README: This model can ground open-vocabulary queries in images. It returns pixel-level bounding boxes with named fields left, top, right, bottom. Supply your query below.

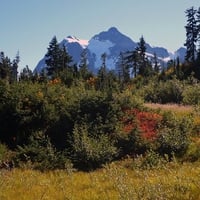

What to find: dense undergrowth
left=0, top=76, right=200, bottom=199
left=0, top=76, right=200, bottom=171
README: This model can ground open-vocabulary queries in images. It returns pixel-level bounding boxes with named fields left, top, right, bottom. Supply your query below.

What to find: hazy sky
left=0, top=0, right=200, bottom=71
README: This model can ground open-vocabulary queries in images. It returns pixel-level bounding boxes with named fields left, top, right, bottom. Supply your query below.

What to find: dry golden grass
left=0, top=162, right=200, bottom=200
left=145, top=103, right=200, bottom=135
left=145, top=103, right=193, bottom=114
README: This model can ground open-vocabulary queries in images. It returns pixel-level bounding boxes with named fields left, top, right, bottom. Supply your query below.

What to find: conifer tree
left=136, top=36, right=147, bottom=75
left=11, top=51, right=20, bottom=82
left=117, top=52, right=130, bottom=84
left=79, top=49, right=91, bottom=79
left=0, top=52, right=12, bottom=83
left=19, top=65, right=33, bottom=81
left=60, top=45, right=73, bottom=71
left=45, top=36, right=61, bottom=76
left=45, top=36, right=72, bottom=78
left=136, top=36, right=153, bottom=76
left=152, top=52, right=159, bottom=74
left=184, top=7, right=198, bottom=62
left=124, top=50, right=140, bottom=77
left=196, top=7, right=200, bottom=61
left=97, top=53, right=108, bottom=91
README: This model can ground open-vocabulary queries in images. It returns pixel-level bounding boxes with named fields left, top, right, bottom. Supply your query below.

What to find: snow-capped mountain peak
left=34, top=27, right=186, bottom=73
left=63, top=36, right=88, bottom=49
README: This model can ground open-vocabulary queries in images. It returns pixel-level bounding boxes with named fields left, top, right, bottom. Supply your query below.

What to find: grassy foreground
left=0, top=161, right=200, bottom=200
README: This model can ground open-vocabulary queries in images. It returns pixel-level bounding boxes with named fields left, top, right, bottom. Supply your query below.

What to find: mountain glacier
left=34, top=27, right=186, bottom=73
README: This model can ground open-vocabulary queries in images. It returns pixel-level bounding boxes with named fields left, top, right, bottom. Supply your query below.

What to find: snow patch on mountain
left=63, top=36, right=88, bottom=48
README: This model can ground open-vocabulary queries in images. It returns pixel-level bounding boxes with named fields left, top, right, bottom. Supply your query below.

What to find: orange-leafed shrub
left=48, top=78, right=61, bottom=85
left=122, top=109, right=162, bottom=140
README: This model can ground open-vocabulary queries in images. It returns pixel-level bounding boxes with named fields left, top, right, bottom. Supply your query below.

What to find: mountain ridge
left=34, top=27, right=186, bottom=73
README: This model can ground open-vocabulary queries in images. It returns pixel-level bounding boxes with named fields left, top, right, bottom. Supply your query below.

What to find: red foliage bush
left=122, top=109, right=162, bottom=140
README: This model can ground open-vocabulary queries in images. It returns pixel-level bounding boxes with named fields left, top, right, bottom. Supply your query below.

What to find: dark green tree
left=196, top=7, right=200, bottom=61
left=184, top=7, right=198, bottom=62
left=79, top=49, right=91, bottom=80
left=117, top=52, right=130, bottom=85
left=45, top=36, right=61, bottom=76
left=136, top=36, right=152, bottom=76
left=152, top=52, right=160, bottom=74
left=137, top=36, right=153, bottom=76
left=10, top=51, right=20, bottom=83
left=19, top=65, right=33, bottom=81
left=96, top=53, right=108, bottom=91
left=45, top=36, right=72, bottom=78
left=0, top=52, right=12, bottom=83
left=124, top=50, right=140, bottom=77
left=60, top=45, right=73, bottom=71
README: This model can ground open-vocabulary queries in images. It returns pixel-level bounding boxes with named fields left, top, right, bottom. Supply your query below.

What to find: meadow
left=0, top=161, right=200, bottom=200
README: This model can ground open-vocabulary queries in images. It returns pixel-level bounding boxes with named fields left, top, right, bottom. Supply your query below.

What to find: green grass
left=0, top=161, right=200, bottom=200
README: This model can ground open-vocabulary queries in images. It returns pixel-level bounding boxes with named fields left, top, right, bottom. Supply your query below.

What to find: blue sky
left=0, top=0, right=200, bottom=71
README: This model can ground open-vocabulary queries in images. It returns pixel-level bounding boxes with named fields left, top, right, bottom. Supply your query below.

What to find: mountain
left=173, top=47, right=187, bottom=62
left=86, top=27, right=137, bottom=72
left=34, top=36, right=88, bottom=73
left=34, top=27, right=186, bottom=73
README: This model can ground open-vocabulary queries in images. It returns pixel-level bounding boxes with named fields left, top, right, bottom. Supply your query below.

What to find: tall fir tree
left=0, top=52, right=12, bottom=83
left=45, top=36, right=61, bottom=76
left=124, top=50, right=140, bottom=77
left=97, top=53, right=108, bottom=91
left=79, top=49, right=91, bottom=79
left=152, top=52, right=159, bottom=74
left=11, top=51, right=20, bottom=83
left=137, top=36, right=146, bottom=75
left=184, top=7, right=198, bottom=62
left=196, top=7, right=200, bottom=61
left=136, top=36, right=152, bottom=76
left=60, top=45, right=73, bottom=71
left=19, top=65, right=33, bottom=82
left=117, top=52, right=130, bottom=84
left=45, top=36, right=72, bottom=78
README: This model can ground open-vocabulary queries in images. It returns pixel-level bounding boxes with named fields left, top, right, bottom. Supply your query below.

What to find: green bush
left=183, top=142, right=200, bottom=162
left=114, top=88, right=144, bottom=110
left=141, top=78, right=184, bottom=104
left=71, top=123, right=118, bottom=170
left=14, top=132, right=73, bottom=171
left=182, top=84, right=200, bottom=105
left=157, top=112, right=192, bottom=158
left=117, top=127, right=151, bottom=157
left=140, top=149, right=167, bottom=169
left=0, top=143, right=14, bottom=168
left=77, top=91, right=121, bottom=135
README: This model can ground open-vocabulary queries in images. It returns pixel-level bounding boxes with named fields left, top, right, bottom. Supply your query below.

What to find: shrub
left=183, top=141, right=200, bottom=162
left=157, top=112, right=193, bottom=158
left=141, top=78, right=184, bottom=104
left=14, top=132, right=73, bottom=171
left=71, top=123, right=118, bottom=170
left=0, top=143, right=14, bottom=169
left=117, top=127, right=148, bottom=157
left=113, top=89, right=144, bottom=110
left=119, top=108, right=162, bottom=156
left=140, top=149, right=167, bottom=169
left=182, top=84, right=200, bottom=105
